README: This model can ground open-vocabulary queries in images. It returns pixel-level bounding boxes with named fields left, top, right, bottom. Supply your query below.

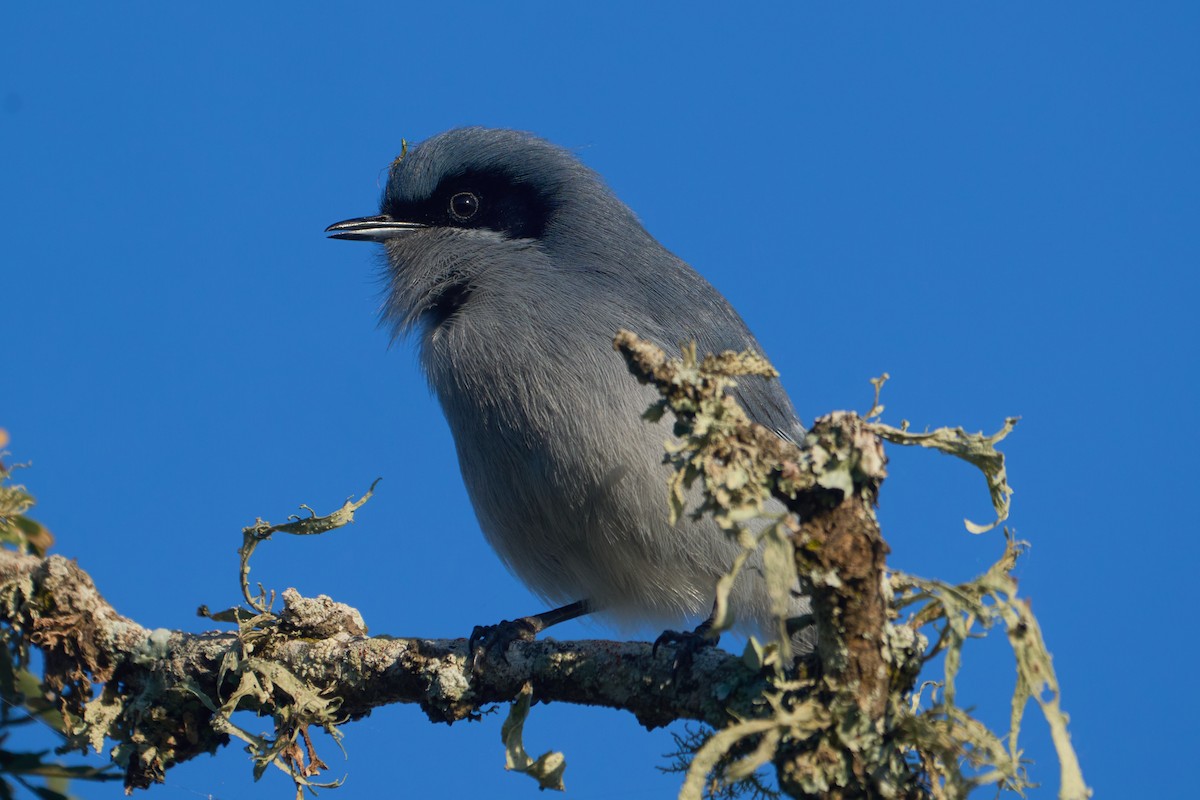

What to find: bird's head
left=327, top=127, right=656, bottom=337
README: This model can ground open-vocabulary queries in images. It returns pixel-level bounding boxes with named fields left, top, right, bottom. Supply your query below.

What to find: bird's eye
left=448, top=192, right=480, bottom=221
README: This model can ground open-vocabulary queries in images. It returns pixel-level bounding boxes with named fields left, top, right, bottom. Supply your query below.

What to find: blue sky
left=4, top=3, right=1197, bottom=798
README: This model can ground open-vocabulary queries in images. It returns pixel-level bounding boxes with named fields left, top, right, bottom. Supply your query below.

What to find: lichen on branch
left=614, top=331, right=1088, bottom=800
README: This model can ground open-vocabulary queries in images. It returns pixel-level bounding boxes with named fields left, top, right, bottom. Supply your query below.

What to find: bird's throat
left=426, top=281, right=473, bottom=329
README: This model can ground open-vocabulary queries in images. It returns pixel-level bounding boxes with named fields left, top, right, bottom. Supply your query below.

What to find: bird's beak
left=325, top=215, right=427, bottom=242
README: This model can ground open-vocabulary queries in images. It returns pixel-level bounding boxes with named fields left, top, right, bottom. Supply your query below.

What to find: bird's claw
left=468, top=617, right=540, bottom=673
left=653, top=627, right=719, bottom=679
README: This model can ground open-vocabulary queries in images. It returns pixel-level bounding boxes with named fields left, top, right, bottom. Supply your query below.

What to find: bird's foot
left=468, top=617, right=541, bottom=673
left=466, top=601, right=591, bottom=675
left=653, top=625, right=719, bottom=679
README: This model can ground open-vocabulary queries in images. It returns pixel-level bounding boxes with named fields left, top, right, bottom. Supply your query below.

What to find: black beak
left=325, top=215, right=427, bottom=242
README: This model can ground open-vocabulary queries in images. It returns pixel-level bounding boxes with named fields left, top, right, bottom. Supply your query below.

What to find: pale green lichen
left=183, top=487, right=383, bottom=799
left=615, top=335, right=1090, bottom=800
left=501, top=682, right=567, bottom=791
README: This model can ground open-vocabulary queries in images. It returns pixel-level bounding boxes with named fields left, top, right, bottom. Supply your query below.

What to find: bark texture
left=0, top=549, right=776, bottom=789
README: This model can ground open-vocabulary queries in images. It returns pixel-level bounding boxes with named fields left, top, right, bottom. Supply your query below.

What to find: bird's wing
left=729, top=374, right=804, bottom=443
left=689, top=328, right=804, bottom=443
left=632, top=254, right=804, bottom=442
left=656, top=305, right=804, bottom=442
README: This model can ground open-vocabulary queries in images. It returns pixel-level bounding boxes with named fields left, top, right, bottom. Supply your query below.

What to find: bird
left=326, top=127, right=812, bottom=657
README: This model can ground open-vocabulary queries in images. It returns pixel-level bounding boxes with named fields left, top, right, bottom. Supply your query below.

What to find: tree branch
left=0, top=549, right=772, bottom=790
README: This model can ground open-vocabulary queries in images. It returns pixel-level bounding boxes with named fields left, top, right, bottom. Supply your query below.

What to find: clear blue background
left=4, top=3, right=1197, bottom=798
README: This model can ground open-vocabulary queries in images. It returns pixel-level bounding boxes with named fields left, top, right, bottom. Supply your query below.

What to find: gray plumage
left=331, top=127, right=809, bottom=643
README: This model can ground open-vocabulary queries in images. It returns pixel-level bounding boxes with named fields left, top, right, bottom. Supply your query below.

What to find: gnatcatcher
left=327, top=127, right=811, bottom=658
